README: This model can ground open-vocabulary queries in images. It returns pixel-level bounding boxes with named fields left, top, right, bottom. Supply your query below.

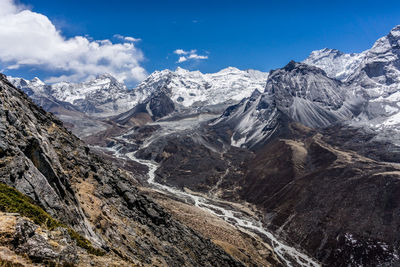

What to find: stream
left=124, top=151, right=320, bottom=267
left=93, top=114, right=320, bottom=266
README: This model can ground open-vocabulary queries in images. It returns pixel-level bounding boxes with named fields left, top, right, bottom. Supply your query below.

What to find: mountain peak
left=303, top=47, right=367, bottom=81
left=308, top=48, right=343, bottom=58
left=280, top=61, right=324, bottom=74
left=283, top=60, right=298, bottom=71
left=95, top=73, right=118, bottom=81
left=390, top=25, right=400, bottom=36
left=132, top=65, right=268, bottom=111
left=31, top=77, right=45, bottom=85
left=218, top=66, right=241, bottom=73
left=388, top=25, right=400, bottom=45
left=175, top=66, right=190, bottom=74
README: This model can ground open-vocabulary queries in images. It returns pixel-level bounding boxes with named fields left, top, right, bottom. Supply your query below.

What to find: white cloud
left=114, top=34, right=141, bottom=42
left=0, top=0, right=26, bottom=15
left=124, top=36, right=140, bottom=42
left=178, top=56, right=187, bottom=63
left=188, top=54, right=208, bottom=60
left=0, top=0, right=147, bottom=84
left=174, top=49, right=189, bottom=55
left=174, top=49, right=208, bottom=63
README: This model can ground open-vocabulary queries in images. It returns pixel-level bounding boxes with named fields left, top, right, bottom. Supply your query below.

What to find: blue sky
left=1, top=0, right=400, bottom=86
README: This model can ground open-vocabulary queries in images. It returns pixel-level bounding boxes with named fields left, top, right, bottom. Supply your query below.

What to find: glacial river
left=124, top=151, right=320, bottom=267
left=94, top=113, right=320, bottom=266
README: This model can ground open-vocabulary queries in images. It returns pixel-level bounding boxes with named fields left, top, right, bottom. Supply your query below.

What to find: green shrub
left=67, top=228, right=105, bottom=256
left=0, top=182, right=104, bottom=256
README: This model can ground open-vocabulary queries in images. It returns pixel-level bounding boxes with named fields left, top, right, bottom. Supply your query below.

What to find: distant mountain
left=112, top=67, right=269, bottom=125
left=7, top=74, right=137, bottom=137
left=303, top=48, right=367, bottom=81
left=134, top=66, right=268, bottom=108
left=211, top=61, right=365, bottom=148
left=304, top=25, right=400, bottom=144
left=8, top=74, right=137, bottom=117
left=8, top=67, right=269, bottom=130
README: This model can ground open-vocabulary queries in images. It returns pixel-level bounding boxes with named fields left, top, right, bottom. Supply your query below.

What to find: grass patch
left=67, top=228, right=105, bottom=256
left=0, top=182, right=62, bottom=230
left=0, top=182, right=104, bottom=256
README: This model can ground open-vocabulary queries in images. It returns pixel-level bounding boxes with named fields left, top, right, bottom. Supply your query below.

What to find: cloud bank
left=173, top=49, right=208, bottom=63
left=0, top=0, right=147, bottom=84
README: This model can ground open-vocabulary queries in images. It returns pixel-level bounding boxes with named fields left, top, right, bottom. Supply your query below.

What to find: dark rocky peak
left=250, top=88, right=262, bottom=99
left=266, top=61, right=345, bottom=109
left=282, top=60, right=297, bottom=71
left=274, top=60, right=328, bottom=79
left=114, top=87, right=175, bottom=126
left=147, top=90, right=175, bottom=120
left=95, top=73, right=118, bottom=81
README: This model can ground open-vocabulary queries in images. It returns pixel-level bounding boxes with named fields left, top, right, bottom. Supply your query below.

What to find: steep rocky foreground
left=0, top=74, right=253, bottom=266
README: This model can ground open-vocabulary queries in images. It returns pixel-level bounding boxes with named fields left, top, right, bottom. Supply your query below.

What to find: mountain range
left=2, top=25, right=400, bottom=266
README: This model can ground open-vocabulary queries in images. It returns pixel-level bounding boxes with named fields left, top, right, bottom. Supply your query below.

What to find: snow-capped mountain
left=9, top=67, right=268, bottom=120
left=303, top=48, right=367, bottom=81
left=8, top=74, right=137, bottom=117
left=8, top=76, right=47, bottom=96
left=212, top=25, right=400, bottom=148
left=113, top=67, right=269, bottom=125
left=134, top=66, right=269, bottom=109
left=304, top=25, right=400, bottom=139
left=212, top=61, right=365, bottom=148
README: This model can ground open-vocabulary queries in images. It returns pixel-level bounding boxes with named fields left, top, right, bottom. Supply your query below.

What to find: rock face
left=115, top=90, right=175, bottom=126
left=0, top=74, right=245, bottom=266
left=0, top=213, right=79, bottom=265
